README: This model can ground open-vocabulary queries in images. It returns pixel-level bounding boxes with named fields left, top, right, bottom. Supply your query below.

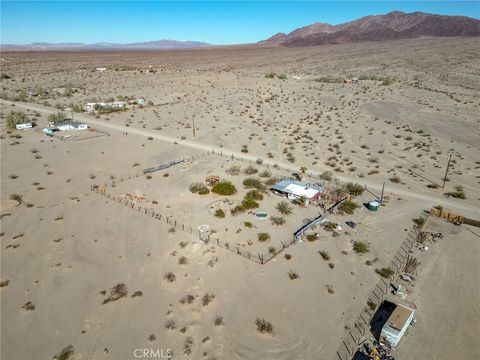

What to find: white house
left=16, top=123, right=33, bottom=130
left=270, top=179, right=323, bottom=204
left=56, top=120, right=88, bottom=131
left=380, top=304, right=415, bottom=347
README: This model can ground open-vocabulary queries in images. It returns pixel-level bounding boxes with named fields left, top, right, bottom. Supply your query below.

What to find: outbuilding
left=56, top=120, right=88, bottom=131
left=270, top=179, right=323, bottom=204
left=380, top=304, right=415, bottom=347
left=16, top=122, right=33, bottom=130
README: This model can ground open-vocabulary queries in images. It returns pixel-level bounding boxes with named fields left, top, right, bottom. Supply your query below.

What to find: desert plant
left=257, top=232, right=270, bottom=242
left=242, top=177, right=265, bottom=191
left=276, top=201, right=293, bottom=215
left=293, top=196, right=307, bottom=206
left=211, top=180, right=237, bottom=195
left=53, top=345, right=74, bottom=360
left=241, top=197, right=259, bottom=209
left=245, top=189, right=263, bottom=200
left=367, top=300, right=377, bottom=311
left=376, top=267, right=395, bottom=279
left=214, top=316, right=224, bottom=326
left=189, top=182, right=209, bottom=194
left=319, top=251, right=331, bottom=260
left=339, top=200, right=359, bottom=214
left=353, top=241, right=370, bottom=254
left=389, top=176, right=401, bottom=184
left=324, top=222, right=337, bottom=231
left=226, top=165, right=241, bottom=175
left=445, top=185, right=466, bottom=199
left=10, top=193, right=23, bottom=205
left=345, top=182, right=364, bottom=196
left=288, top=270, right=300, bottom=280
left=284, top=254, right=292, bottom=260
left=102, top=283, right=128, bottom=304
left=413, top=217, right=426, bottom=227
left=270, top=216, right=285, bottom=226
left=326, top=284, right=335, bottom=294
left=6, top=111, right=29, bottom=129
left=214, top=209, right=226, bottom=218
left=163, top=272, right=176, bottom=282
left=306, top=234, right=317, bottom=242
left=178, top=256, right=188, bottom=265
left=48, top=112, right=65, bottom=124
left=319, top=171, right=333, bottom=181
left=255, top=318, right=273, bottom=334
left=202, top=293, right=215, bottom=306
left=244, top=165, right=258, bottom=175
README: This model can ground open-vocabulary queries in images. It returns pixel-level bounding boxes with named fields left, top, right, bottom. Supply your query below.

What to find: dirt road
left=3, top=99, right=479, bottom=215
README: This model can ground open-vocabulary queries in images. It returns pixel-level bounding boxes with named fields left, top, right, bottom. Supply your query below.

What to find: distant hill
left=260, top=11, right=480, bottom=46
left=1, top=40, right=212, bottom=51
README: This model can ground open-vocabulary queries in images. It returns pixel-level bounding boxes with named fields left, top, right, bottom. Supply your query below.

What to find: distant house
left=56, top=120, right=88, bottom=131
left=85, top=101, right=127, bottom=113
left=270, top=179, right=323, bottom=203
left=380, top=304, right=415, bottom=347
left=16, top=122, right=33, bottom=130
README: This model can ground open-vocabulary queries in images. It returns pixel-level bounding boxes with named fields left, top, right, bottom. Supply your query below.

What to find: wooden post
left=443, top=153, right=452, bottom=188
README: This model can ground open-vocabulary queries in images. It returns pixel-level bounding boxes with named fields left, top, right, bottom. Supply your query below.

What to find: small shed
left=137, top=98, right=145, bottom=105
left=56, top=120, right=88, bottom=131
left=380, top=304, right=415, bottom=347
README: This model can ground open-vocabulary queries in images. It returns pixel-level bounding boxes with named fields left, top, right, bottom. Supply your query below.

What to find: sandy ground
left=1, top=38, right=479, bottom=360
left=395, top=218, right=480, bottom=359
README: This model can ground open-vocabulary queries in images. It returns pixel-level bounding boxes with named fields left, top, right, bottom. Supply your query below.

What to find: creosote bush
left=353, top=241, right=370, bottom=254
left=257, top=232, right=270, bottom=242
left=345, top=182, right=364, bottom=196
left=276, top=201, right=293, bottom=215
left=211, top=180, right=237, bottom=195
left=376, top=267, right=394, bottom=279
left=214, top=209, right=226, bottom=218
left=190, top=182, right=209, bottom=194
left=255, top=318, right=273, bottom=334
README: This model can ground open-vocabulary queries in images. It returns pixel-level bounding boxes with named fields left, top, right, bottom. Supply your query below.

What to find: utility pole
left=443, top=154, right=452, bottom=189
left=192, top=115, right=196, bottom=139
left=381, top=182, right=385, bottom=203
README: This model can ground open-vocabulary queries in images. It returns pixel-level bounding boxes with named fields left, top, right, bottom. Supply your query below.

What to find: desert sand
left=1, top=37, right=479, bottom=360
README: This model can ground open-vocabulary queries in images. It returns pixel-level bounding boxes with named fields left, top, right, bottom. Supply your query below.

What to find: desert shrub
left=244, top=190, right=263, bottom=201
left=244, top=165, right=258, bottom=174
left=276, top=201, right=292, bottom=215
left=257, top=232, right=270, bottom=242
left=259, top=170, right=271, bottom=178
left=53, top=345, right=74, bottom=360
left=367, top=300, right=377, bottom=311
left=10, top=193, right=23, bottom=204
left=48, top=112, right=65, bottom=124
left=270, top=216, right=285, bottom=226
left=314, top=76, right=342, bottom=83
left=6, top=111, right=29, bottom=129
left=265, top=73, right=276, bottom=79
left=413, top=217, right=426, bottom=227
left=255, top=318, right=273, bottom=334
left=353, top=241, right=370, bottom=254
left=345, top=182, right=364, bottom=196
left=293, top=196, right=307, bottom=206
left=389, top=176, right=401, bottom=183
left=326, top=285, right=335, bottom=294
left=214, top=209, right=226, bottom=218
left=230, top=205, right=246, bottom=215
left=226, top=165, right=241, bottom=175
left=244, top=221, right=253, bottom=228
left=338, top=200, right=359, bottom=214
left=214, top=316, right=224, bottom=326
left=445, top=185, right=466, bottom=199
left=268, top=246, right=276, bottom=254
left=328, top=262, right=335, bottom=269
left=202, top=293, right=215, bottom=306
left=277, top=74, right=287, bottom=80
left=241, top=197, right=259, bottom=209
left=288, top=270, right=300, bottom=280
left=306, top=234, right=317, bottom=242
left=319, top=251, right=330, bottom=260
left=178, top=256, right=188, bottom=265
left=163, top=272, right=176, bottom=282
left=189, top=182, right=209, bottom=194
left=265, top=177, right=280, bottom=186
left=165, top=320, right=176, bottom=329
left=324, top=222, right=337, bottom=231
left=211, top=180, right=237, bottom=195
left=102, top=283, right=128, bottom=304
left=376, top=267, right=394, bottom=278
left=284, top=254, right=292, bottom=260
left=242, top=177, right=265, bottom=191
left=319, top=171, right=333, bottom=181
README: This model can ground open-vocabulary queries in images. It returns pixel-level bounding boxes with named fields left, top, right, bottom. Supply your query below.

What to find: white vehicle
left=16, top=122, right=33, bottom=130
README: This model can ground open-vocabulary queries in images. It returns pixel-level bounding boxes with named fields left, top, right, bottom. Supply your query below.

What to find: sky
left=1, top=1, right=479, bottom=45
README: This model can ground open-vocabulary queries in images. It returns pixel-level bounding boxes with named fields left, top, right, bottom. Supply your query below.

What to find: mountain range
left=260, top=11, right=480, bottom=46
left=0, top=40, right=211, bottom=51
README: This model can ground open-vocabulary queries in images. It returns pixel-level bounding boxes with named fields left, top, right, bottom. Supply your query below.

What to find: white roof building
left=270, top=179, right=323, bottom=203
left=380, top=304, right=415, bottom=347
